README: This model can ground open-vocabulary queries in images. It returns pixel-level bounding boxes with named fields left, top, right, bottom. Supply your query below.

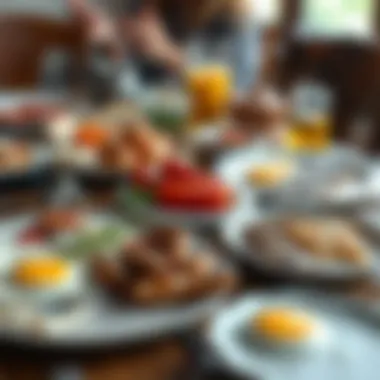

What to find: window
left=297, top=0, right=375, bottom=39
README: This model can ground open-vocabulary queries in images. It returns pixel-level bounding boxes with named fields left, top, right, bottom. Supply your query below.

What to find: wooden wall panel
left=0, top=16, right=85, bottom=88
left=277, top=0, right=380, bottom=149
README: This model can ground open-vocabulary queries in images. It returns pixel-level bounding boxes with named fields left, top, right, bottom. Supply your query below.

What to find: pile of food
left=0, top=140, right=31, bottom=172
left=231, top=88, right=288, bottom=138
left=74, top=119, right=173, bottom=173
left=127, top=159, right=235, bottom=213
left=19, top=209, right=85, bottom=244
left=245, top=217, right=370, bottom=268
left=92, top=227, right=236, bottom=305
left=282, top=219, right=369, bottom=265
left=16, top=210, right=236, bottom=309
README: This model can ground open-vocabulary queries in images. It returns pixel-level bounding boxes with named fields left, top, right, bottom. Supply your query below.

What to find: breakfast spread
left=92, top=227, right=236, bottom=305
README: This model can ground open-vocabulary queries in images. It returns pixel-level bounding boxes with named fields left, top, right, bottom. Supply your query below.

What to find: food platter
left=0, top=214, right=235, bottom=348
left=207, top=290, right=380, bottom=380
left=0, top=140, right=55, bottom=191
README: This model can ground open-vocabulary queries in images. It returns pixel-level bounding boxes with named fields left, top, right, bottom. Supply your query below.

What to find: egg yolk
left=13, top=257, right=70, bottom=288
left=247, top=162, right=293, bottom=187
left=252, top=308, right=315, bottom=343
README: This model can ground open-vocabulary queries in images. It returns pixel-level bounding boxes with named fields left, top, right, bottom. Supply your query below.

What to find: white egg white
left=250, top=309, right=330, bottom=354
left=6, top=252, right=86, bottom=305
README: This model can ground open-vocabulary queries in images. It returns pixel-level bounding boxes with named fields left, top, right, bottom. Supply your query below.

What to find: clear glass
left=284, top=80, right=333, bottom=153
left=185, top=37, right=234, bottom=127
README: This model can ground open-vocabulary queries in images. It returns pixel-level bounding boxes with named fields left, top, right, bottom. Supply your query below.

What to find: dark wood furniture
left=278, top=0, right=380, bottom=151
left=0, top=16, right=85, bottom=89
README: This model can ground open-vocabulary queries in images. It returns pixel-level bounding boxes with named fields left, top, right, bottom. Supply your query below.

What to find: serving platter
left=0, top=214, right=233, bottom=348
left=207, top=290, right=380, bottom=380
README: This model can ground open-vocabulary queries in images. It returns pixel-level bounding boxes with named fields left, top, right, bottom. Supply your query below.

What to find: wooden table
left=0, top=340, right=189, bottom=380
left=1, top=190, right=380, bottom=380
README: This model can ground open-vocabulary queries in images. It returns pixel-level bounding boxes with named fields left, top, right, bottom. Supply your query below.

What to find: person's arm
left=121, top=0, right=183, bottom=71
left=69, top=0, right=124, bottom=58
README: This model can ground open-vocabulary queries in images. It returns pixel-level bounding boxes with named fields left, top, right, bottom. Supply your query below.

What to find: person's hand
left=124, top=8, right=184, bottom=72
left=68, top=0, right=123, bottom=58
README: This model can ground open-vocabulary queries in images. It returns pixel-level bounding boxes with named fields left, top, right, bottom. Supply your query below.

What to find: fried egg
left=250, top=307, right=328, bottom=352
left=247, top=161, right=295, bottom=188
left=9, top=253, right=85, bottom=304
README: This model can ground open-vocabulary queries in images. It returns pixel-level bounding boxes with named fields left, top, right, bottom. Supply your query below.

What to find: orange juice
left=284, top=115, right=331, bottom=152
left=187, top=65, right=232, bottom=126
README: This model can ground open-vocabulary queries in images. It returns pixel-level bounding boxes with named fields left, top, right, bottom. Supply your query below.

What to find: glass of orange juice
left=187, top=64, right=232, bottom=126
left=185, top=37, right=234, bottom=127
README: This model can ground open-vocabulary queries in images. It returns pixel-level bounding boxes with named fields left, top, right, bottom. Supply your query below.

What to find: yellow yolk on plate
left=247, top=162, right=293, bottom=188
left=252, top=308, right=315, bottom=343
left=13, top=256, right=70, bottom=288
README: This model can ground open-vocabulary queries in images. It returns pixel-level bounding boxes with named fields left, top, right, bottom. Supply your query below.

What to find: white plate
left=208, top=290, right=380, bottom=380
left=219, top=209, right=376, bottom=281
left=215, top=143, right=370, bottom=213
left=0, top=215, right=230, bottom=348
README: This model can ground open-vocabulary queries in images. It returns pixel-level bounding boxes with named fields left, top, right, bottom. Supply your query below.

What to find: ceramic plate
left=219, top=208, right=377, bottom=281
left=0, top=215, right=231, bottom=348
left=208, top=290, right=380, bottom=380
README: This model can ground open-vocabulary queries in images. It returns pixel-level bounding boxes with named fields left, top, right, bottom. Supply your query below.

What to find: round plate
left=207, top=290, right=380, bottom=380
left=219, top=208, right=375, bottom=281
left=214, top=143, right=370, bottom=213
left=0, top=215, right=230, bottom=348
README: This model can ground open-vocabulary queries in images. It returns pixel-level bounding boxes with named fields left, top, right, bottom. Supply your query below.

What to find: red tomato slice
left=160, top=159, right=200, bottom=180
left=156, top=176, right=233, bottom=212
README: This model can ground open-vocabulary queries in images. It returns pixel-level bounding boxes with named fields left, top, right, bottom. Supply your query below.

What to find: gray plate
left=208, top=290, right=380, bottom=380
left=220, top=208, right=377, bottom=281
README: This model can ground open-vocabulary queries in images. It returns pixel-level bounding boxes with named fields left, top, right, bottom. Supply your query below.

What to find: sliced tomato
left=160, top=159, right=201, bottom=180
left=156, top=176, right=234, bottom=212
